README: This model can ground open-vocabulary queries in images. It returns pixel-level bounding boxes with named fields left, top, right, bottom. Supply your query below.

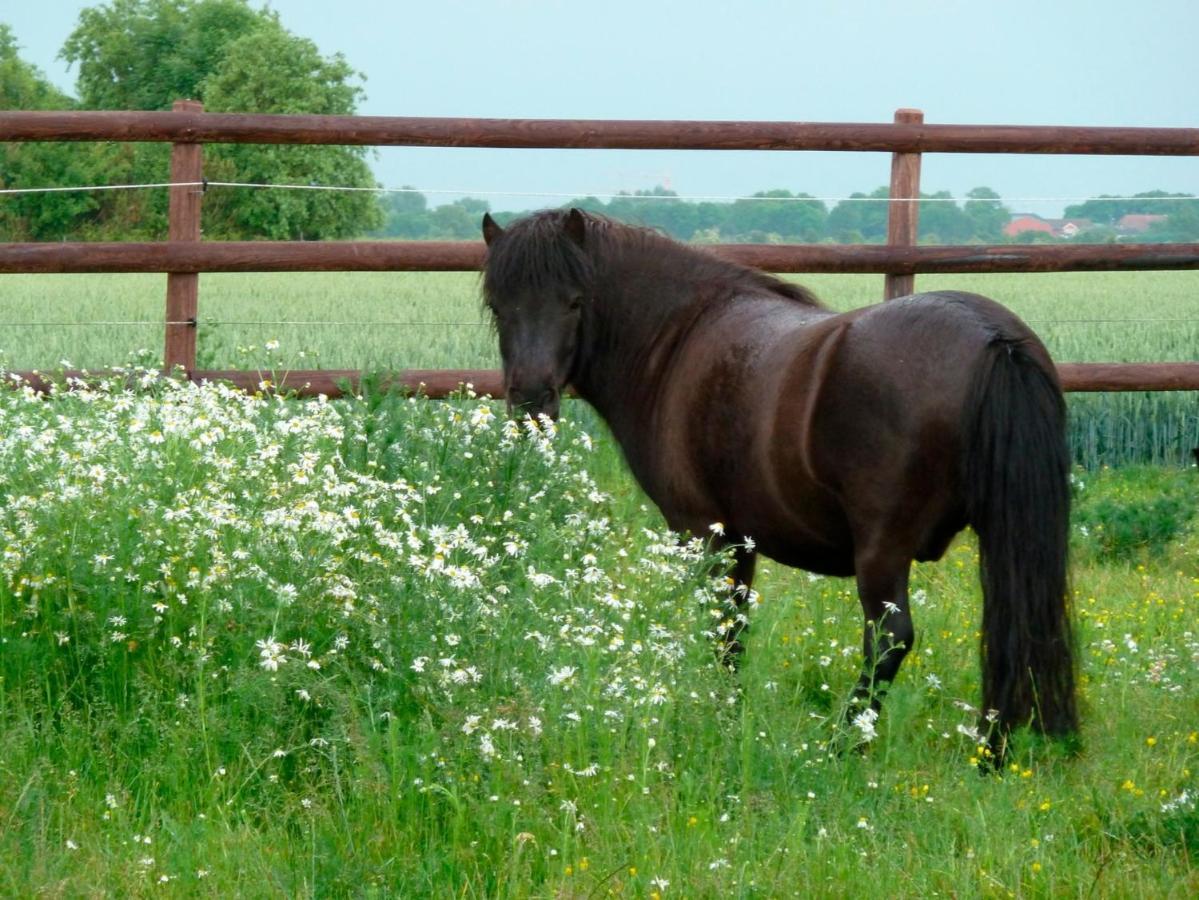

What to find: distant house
left=1004, top=214, right=1055, bottom=238
left=1116, top=213, right=1167, bottom=234
left=1003, top=214, right=1093, bottom=239
left=1056, top=220, right=1093, bottom=238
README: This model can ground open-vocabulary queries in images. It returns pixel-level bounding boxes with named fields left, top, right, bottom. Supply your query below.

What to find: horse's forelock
left=483, top=210, right=595, bottom=302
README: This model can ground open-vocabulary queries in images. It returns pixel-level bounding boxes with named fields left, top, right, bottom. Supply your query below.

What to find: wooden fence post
left=165, top=99, right=203, bottom=372
left=884, top=108, right=923, bottom=300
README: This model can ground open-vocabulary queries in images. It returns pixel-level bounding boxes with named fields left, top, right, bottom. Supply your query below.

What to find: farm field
left=2, top=269, right=1198, bottom=369
left=1, top=268, right=1196, bottom=467
left=0, top=377, right=1194, bottom=897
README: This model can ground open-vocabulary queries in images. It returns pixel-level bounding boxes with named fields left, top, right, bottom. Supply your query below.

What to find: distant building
left=1004, top=214, right=1055, bottom=238
left=1056, top=220, right=1092, bottom=238
left=1003, top=214, right=1093, bottom=239
left=1116, top=213, right=1167, bottom=234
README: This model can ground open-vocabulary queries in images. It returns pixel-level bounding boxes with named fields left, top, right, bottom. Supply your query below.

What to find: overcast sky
left=6, top=0, right=1198, bottom=216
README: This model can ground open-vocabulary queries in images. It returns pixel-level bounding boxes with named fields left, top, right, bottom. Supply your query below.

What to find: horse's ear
left=564, top=208, right=587, bottom=247
left=482, top=213, right=504, bottom=246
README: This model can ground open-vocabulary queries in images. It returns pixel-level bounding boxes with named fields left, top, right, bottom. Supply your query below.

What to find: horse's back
left=676, top=290, right=1047, bottom=569
left=643, top=288, right=1054, bottom=570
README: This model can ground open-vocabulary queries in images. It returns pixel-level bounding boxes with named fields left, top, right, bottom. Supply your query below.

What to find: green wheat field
left=0, top=270, right=1195, bottom=896
left=1, top=269, right=1196, bottom=467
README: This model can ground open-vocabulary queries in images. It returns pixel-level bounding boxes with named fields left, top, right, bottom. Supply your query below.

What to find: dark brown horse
left=481, top=208, right=1077, bottom=757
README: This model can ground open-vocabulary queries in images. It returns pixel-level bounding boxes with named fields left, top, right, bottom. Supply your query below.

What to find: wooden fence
left=2, top=103, right=1199, bottom=396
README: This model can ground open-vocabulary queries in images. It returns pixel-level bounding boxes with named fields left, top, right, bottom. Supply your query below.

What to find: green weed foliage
left=1072, top=467, right=1198, bottom=563
left=0, top=371, right=1195, bottom=896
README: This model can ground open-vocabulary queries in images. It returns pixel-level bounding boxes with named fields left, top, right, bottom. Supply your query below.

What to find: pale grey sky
left=5, top=0, right=1198, bottom=216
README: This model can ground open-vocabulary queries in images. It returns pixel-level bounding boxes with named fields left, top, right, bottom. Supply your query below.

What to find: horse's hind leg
left=845, top=548, right=915, bottom=726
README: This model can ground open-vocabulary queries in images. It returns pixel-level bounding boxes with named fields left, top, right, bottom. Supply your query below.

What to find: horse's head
left=481, top=209, right=590, bottom=420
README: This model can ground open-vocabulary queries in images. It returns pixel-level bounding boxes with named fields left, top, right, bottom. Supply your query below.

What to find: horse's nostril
left=506, top=384, right=560, bottom=419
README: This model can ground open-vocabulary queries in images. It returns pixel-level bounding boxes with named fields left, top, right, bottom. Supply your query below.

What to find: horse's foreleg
left=724, top=545, right=757, bottom=659
left=846, top=553, right=914, bottom=725
left=708, top=537, right=757, bottom=665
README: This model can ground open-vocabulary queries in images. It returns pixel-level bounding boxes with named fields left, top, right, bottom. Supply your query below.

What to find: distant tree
left=726, top=190, right=827, bottom=242
left=963, top=186, right=1010, bottom=242
left=58, top=0, right=380, bottom=238
left=605, top=188, right=699, bottom=240
left=451, top=197, right=491, bottom=216
left=1077, top=224, right=1119, bottom=243
left=1006, top=229, right=1058, bottom=244
left=0, top=25, right=105, bottom=239
left=374, top=189, right=430, bottom=238
left=426, top=198, right=491, bottom=239
left=1144, top=200, right=1199, bottom=242
left=827, top=187, right=889, bottom=242
left=918, top=191, right=975, bottom=243
left=561, top=196, right=608, bottom=217
left=1062, top=191, right=1191, bottom=226
left=693, top=201, right=731, bottom=236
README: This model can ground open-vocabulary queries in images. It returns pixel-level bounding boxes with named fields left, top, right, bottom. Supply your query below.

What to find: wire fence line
left=2, top=179, right=1197, bottom=207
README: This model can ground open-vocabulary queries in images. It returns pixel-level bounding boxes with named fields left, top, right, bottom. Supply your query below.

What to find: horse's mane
left=483, top=208, right=825, bottom=309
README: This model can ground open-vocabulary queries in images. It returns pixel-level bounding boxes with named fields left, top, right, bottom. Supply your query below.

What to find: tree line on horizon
left=3, top=1, right=1198, bottom=245
left=373, top=187, right=1199, bottom=244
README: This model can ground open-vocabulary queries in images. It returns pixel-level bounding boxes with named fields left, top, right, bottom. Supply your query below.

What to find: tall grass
left=0, top=377, right=1194, bottom=896
left=0, top=270, right=1195, bottom=465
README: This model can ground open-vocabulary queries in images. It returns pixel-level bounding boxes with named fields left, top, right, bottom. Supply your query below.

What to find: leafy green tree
left=57, top=0, right=380, bottom=238
left=604, top=188, right=699, bottom=240
left=426, top=198, right=491, bottom=239
left=827, top=187, right=889, bottom=242
left=1, top=25, right=70, bottom=110
left=693, top=201, right=732, bottom=237
left=963, top=187, right=1009, bottom=242
left=726, top=190, right=827, bottom=242
left=61, top=0, right=261, bottom=110
left=1062, top=191, right=1191, bottom=226
left=374, top=189, right=430, bottom=238
left=0, top=25, right=106, bottom=239
left=1144, top=200, right=1199, bottom=242
left=918, top=191, right=975, bottom=243
left=450, top=197, right=491, bottom=217
left=198, top=26, right=379, bottom=239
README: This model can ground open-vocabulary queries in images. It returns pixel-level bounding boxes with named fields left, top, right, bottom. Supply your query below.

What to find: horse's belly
left=757, top=537, right=855, bottom=577
left=733, top=492, right=856, bottom=577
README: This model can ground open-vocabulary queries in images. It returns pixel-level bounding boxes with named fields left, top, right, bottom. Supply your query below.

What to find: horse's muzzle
left=506, top=385, right=561, bottom=421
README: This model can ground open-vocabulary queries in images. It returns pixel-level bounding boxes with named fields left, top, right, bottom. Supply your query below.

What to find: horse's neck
left=571, top=264, right=703, bottom=435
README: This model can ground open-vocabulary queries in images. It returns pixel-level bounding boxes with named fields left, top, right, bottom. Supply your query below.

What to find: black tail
left=965, top=338, right=1077, bottom=738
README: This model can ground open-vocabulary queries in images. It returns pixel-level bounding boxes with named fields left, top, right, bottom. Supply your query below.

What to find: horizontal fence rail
left=4, top=111, right=1199, bottom=155
left=4, top=240, right=1199, bottom=275
left=11, top=364, right=1199, bottom=400
left=2, top=105, right=1198, bottom=396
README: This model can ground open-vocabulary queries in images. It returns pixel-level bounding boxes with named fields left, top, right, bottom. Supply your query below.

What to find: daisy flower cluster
left=0, top=367, right=737, bottom=815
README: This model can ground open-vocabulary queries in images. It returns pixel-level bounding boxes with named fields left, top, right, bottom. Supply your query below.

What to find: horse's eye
left=568, top=296, right=583, bottom=312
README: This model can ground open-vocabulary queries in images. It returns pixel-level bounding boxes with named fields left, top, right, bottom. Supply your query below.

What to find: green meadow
left=0, top=376, right=1194, bottom=897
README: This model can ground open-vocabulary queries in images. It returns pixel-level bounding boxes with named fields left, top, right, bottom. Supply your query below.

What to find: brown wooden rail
left=3, top=110, right=1199, bottom=154
left=4, top=240, right=1199, bottom=275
